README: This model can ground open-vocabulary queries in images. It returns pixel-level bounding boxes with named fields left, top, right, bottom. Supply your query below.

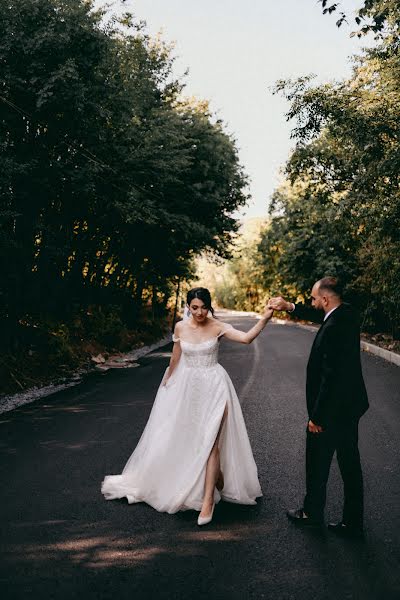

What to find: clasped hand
left=267, top=296, right=292, bottom=312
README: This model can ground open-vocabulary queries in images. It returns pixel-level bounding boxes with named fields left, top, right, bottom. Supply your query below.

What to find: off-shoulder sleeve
left=217, top=323, right=234, bottom=338
left=172, top=333, right=180, bottom=343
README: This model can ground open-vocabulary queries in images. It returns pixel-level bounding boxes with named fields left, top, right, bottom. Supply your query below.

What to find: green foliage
left=0, top=0, right=248, bottom=373
left=319, top=0, right=400, bottom=38
left=259, top=8, right=400, bottom=335
left=84, top=305, right=127, bottom=349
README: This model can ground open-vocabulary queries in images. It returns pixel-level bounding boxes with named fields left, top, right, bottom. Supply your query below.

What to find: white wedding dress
left=101, top=325, right=262, bottom=513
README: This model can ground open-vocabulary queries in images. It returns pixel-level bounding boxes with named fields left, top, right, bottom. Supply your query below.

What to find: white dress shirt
left=324, top=305, right=340, bottom=321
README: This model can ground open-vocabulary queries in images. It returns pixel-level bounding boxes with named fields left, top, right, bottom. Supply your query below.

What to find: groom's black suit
left=293, top=302, right=369, bottom=526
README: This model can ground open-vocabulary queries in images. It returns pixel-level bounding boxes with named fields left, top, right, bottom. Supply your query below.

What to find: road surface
left=1, top=316, right=399, bottom=599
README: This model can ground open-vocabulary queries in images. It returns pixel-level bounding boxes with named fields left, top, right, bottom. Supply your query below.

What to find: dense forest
left=0, top=0, right=248, bottom=393
left=204, top=0, right=400, bottom=340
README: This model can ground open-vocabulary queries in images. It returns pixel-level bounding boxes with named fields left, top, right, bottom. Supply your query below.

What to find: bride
left=101, top=287, right=274, bottom=526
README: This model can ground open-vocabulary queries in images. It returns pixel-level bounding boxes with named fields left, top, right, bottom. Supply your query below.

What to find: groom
left=268, top=277, right=369, bottom=537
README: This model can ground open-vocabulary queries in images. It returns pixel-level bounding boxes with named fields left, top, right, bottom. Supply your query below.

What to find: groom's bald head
left=315, top=277, right=343, bottom=299
left=311, top=277, right=343, bottom=312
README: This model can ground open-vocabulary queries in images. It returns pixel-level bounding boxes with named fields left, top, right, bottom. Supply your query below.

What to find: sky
left=96, top=0, right=370, bottom=218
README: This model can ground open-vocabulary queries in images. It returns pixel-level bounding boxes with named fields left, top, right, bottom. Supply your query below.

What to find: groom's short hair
left=317, top=276, right=343, bottom=298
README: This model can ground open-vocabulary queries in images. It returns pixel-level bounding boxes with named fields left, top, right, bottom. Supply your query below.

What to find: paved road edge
left=0, top=333, right=173, bottom=414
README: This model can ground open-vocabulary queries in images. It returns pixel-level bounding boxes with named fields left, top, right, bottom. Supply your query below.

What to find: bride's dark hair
left=187, top=287, right=215, bottom=317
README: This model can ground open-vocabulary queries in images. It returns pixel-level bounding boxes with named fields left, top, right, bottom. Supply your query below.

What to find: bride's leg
left=199, top=405, right=228, bottom=518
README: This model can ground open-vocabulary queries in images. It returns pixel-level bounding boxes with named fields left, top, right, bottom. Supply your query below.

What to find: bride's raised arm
left=221, top=306, right=274, bottom=344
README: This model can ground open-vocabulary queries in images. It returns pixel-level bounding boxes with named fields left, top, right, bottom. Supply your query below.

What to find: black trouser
left=303, top=419, right=364, bottom=527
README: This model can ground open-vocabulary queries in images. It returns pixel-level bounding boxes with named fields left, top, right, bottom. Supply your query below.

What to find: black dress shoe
left=287, top=508, right=323, bottom=527
left=328, top=521, right=364, bottom=539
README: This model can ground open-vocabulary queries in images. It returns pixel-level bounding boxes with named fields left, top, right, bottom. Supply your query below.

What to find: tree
left=319, top=0, right=400, bottom=38
left=259, top=7, right=400, bottom=334
left=0, top=0, right=248, bottom=388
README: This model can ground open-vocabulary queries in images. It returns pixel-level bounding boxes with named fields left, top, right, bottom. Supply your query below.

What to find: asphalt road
left=1, top=316, right=399, bottom=600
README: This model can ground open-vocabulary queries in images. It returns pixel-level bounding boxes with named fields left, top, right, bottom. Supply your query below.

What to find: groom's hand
left=268, top=296, right=294, bottom=312
left=308, top=420, right=323, bottom=434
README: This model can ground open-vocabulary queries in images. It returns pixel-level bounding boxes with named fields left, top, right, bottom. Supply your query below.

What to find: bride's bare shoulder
left=207, top=317, right=226, bottom=334
left=174, top=320, right=184, bottom=334
left=175, top=320, right=196, bottom=337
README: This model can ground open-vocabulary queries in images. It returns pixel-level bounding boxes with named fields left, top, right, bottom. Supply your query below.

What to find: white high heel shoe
left=197, top=503, right=215, bottom=526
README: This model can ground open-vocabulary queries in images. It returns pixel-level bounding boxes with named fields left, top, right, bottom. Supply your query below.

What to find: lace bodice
left=180, top=338, right=220, bottom=368
left=172, top=323, right=233, bottom=369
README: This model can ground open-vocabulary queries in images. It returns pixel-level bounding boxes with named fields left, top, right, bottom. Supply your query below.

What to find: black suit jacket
left=293, top=303, right=369, bottom=427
